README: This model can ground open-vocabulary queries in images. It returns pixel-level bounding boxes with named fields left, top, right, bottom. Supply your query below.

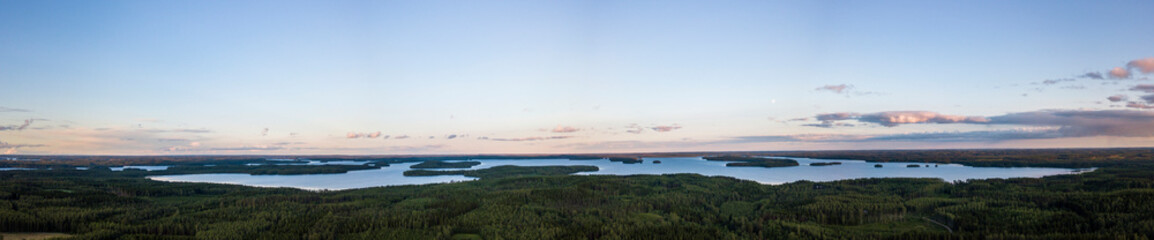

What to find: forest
left=0, top=148, right=1152, bottom=239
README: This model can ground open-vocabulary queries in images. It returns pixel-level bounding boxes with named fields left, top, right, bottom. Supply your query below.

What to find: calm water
left=148, top=157, right=1089, bottom=190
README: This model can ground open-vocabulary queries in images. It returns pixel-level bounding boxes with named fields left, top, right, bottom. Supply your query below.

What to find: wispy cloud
left=0, top=119, right=41, bottom=131
left=814, top=84, right=883, bottom=96
left=551, top=125, right=579, bottom=133
left=1141, top=95, right=1154, bottom=103
left=815, top=84, right=851, bottom=94
left=208, top=145, right=286, bottom=151
left=625, top=124, right=644, bottom=134
left=485, top=136, right=573, bottom=142
left=1079, top=72, right=1104, bottom=80
left=1108, top=95, right=1127, bottom=102
left=1130, top=84, right=1154, bottom=93
left=1, top=141, right=46, bottom=154
left=623, top=123, right=682, bottom=134
left=143, top=128, right=212, bottom=133
left=1126, top=102, right=1154, bottom=109
left=0, top=107, right=30, bottom=113
left=346, top=131, right=383, bottom=139
left=1041, top=78, right=1075, bottom=85
left=651, top=124, right=682, bottom=132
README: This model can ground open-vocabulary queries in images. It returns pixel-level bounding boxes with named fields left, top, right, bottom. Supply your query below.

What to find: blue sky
left=2, top=0, right=1154, bottom=155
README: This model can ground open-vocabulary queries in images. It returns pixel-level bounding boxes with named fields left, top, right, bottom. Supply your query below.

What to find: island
left=810, top=162, right=842, bottom=166
left=410, top=160, right=482, bottom=169
left=705, top=156, right=800, bottom=168
left=608, top=157, right=643, bottom=164
left=652, top=160, right=662, bottom=164
left=403, top=165, right=599, bottom=179
left=907, top=164, right=922, bottom=168
left=875, top=164, right=884, bottom=168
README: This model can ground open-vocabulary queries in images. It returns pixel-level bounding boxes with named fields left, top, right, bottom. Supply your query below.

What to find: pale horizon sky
left=3, top=0, right=1154, bottom=155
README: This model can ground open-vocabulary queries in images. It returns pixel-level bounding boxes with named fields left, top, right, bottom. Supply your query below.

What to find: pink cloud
left=651, top=124, right=682, bottom=132
left=815, top=84, right=851, bottom=94
left=1128, top=58, right=1154, bottom=74
left=1110, top=67, right=1131, bottom=79
left=551, top=125, right=579, bottom=133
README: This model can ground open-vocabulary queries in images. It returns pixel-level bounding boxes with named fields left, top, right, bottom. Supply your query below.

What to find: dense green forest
left=1, top=149, right=1153, bottom=239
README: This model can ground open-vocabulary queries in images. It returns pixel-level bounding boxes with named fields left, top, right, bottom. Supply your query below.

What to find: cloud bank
left=808, top=111, right=988, bottom=127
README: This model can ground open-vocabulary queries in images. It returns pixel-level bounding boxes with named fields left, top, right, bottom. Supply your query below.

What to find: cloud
left=801, top=109, right=1154, bottom=137
left=860, top=111, right=989, bottom=126
left=1130, top=84, right=1154, bottom=93
left=625, top=124, right=644, bottom=134
left=1142, top=95, right=1154, bottom=103
left=801, top=122, right=855, bottom=128
left=485, top=136, right=573, bottom=142
left=0, top=141, right=46, bottom=150
left=558, top=140, right=707, bottom=151
left=1126, top=102, right=1154, bottom=109
left=143, top=128, right=212, bottom=133
left=1128, top=58, right=1154, bottom=74
left=729, top=128, right=1064, bottom=143
left=446, top=134, right=458, bottom=139
left=807, top=111, right=987, bottom=127
left=207, top=145, right=286, bottom=151
left=731, top=128, right=1065, bottom=144
left=1042, top=78, right=1074, bottom=85
left=347, top=131, right=382, bottom=139
left=1110, top=67, right=1131, bottom=79
left=1079, top=72, right=1104, bottom=80
left=0, top=107, right=30, bottom=113
left=551, top=125, right=579, bottom=133
left=816, top=112, right=859, bottom=121
left=1108, top=95, right=1128, bottom=102
left=986, top=110, right=1154, bottom=137
left=651, top=124, right=682, bottom=132
left=816, top=84, right=851, bottom=94
left=394, top=135, right=410, bottom=139
left=0, top=119, right=39, bottom=131
left=261, top=128, right=269, bottom=136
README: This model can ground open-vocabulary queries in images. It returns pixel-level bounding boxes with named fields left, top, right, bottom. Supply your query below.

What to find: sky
left=2, top=0, right=1154, bottom=155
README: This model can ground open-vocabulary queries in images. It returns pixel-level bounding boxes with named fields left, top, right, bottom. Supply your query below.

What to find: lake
left=147, top=157, right=1089, bottom=190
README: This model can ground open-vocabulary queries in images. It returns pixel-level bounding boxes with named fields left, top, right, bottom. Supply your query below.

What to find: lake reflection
left=149, top=157, right=1088, bottom=191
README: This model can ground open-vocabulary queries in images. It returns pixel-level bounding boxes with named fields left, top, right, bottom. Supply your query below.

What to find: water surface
left=149, top=157, right=1088, bottom=190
